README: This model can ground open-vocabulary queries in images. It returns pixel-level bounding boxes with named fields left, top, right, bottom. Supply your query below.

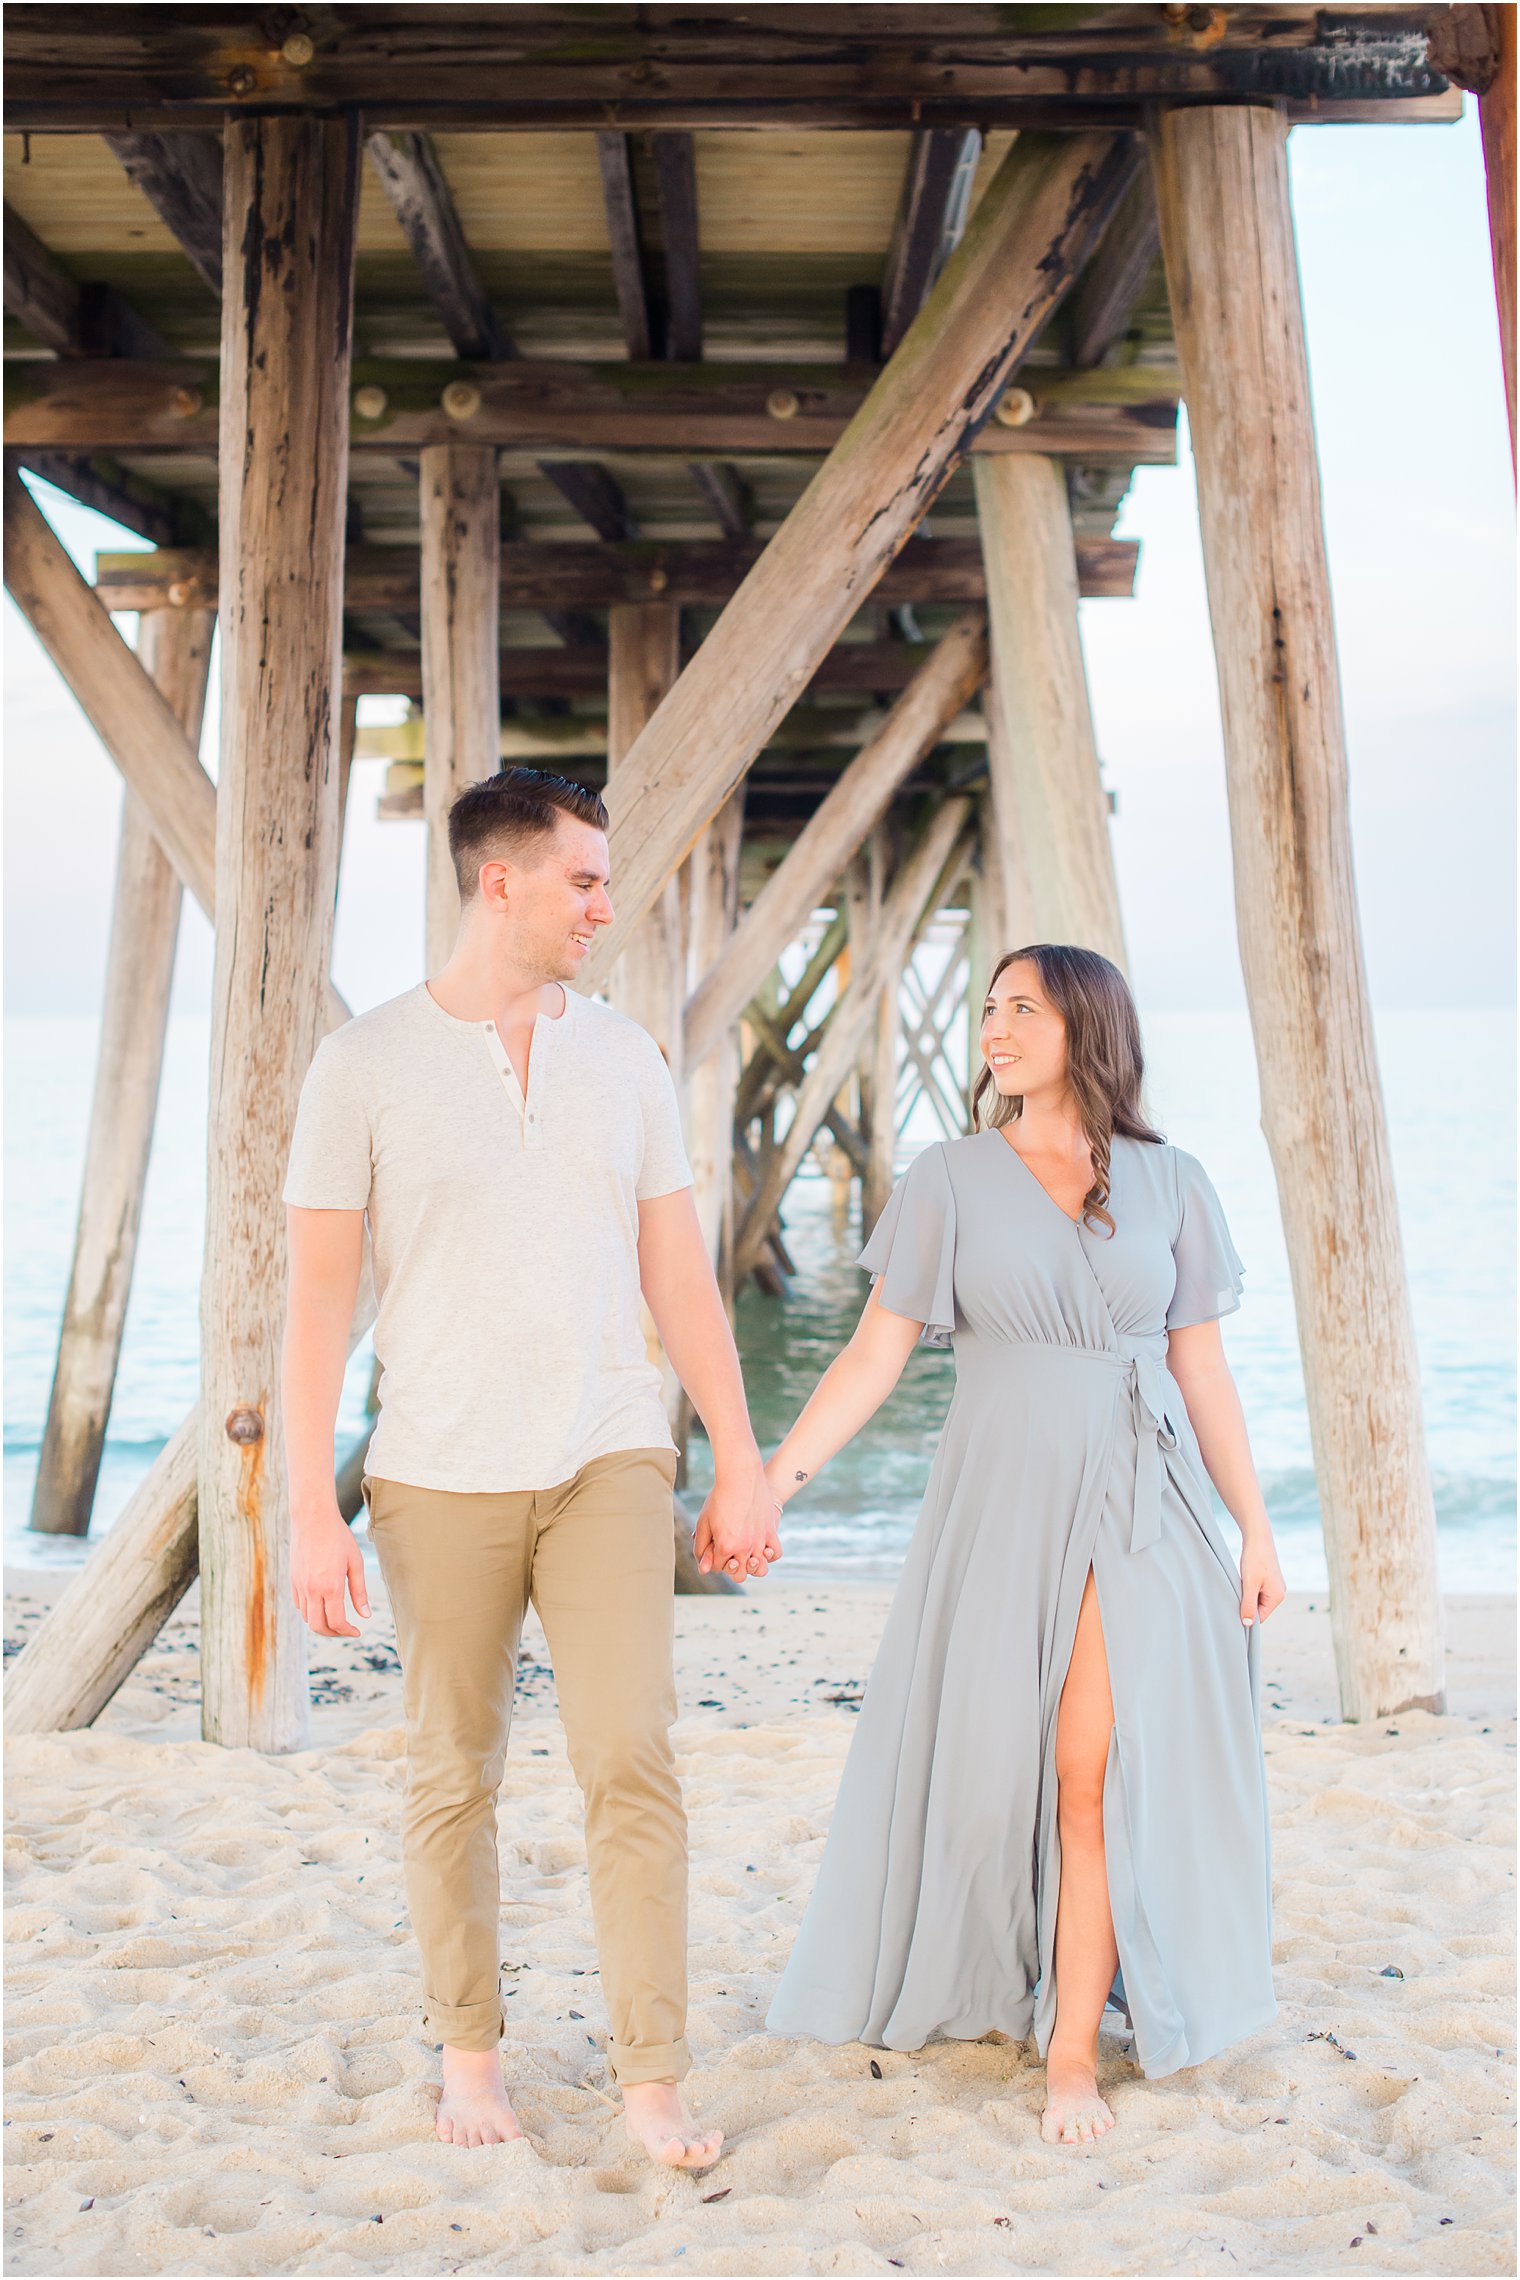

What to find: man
left=281, top=767, right=778, bottom=2165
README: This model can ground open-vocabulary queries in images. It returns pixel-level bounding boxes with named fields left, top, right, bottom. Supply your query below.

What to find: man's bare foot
left=1040, top=2055, right=1115, bottom=2149
left=622, top=2079, right=724, bottom=2169
left=436, top=2045, right=524, bottom=2147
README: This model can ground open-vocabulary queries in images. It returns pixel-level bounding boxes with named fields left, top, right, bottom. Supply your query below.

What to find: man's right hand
left=291, top=1503, right=371, bottom=1638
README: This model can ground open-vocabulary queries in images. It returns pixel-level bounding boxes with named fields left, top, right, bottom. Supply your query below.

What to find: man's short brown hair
left=448, top=768, right=609, bottom=901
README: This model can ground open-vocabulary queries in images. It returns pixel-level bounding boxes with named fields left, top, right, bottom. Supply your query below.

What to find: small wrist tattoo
left=794, top=1468, right=809, bottom=1484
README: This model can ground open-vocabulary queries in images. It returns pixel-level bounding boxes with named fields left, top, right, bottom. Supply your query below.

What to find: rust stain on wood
left=235, top=1415, right=269, bottom=1712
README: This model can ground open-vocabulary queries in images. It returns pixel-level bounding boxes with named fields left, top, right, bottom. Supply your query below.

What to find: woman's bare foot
left=436, top=2046, right=524, bottom=2147
left=622, top=2079, right=724, bottom=2169
left=1040, top=2055, right=1115, bottom=2149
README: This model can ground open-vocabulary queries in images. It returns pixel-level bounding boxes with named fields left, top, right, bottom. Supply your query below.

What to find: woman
left=762, top=946, right=1284, bottom=2147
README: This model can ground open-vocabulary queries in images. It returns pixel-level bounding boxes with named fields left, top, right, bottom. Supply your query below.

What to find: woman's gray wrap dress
left=766, top=1129, right=1275, bottom=2079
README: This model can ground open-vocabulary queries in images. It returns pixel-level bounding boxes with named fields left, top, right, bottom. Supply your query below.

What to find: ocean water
left=4, top=1007, right=1514, bottom=1594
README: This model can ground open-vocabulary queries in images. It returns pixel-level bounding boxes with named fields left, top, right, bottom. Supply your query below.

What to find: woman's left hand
left=1239, top=1533, right=1287, bottom=1627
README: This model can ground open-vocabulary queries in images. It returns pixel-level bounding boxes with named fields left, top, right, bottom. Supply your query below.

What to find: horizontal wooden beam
left=101, top=532, right=1140, bottom=613
left=2, top=11, right=1463, bottom=129
left=344, top=636, right=971, bottom=700
left=4, top=355, right=1179, bottom=461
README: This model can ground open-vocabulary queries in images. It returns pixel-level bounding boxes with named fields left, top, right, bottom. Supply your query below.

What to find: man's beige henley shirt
left=282, top=981, right=693, bottom=1493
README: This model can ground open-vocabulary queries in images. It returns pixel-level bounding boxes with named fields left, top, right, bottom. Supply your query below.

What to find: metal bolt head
left=766, top=388, right=800, bottom=422
left=647, top=566, right=670, bottom=594
left=441, top=380, right=482, bottom=422
left=168, top=385, right=203, bottom=419
left=281, top=31, right=315, bottom=66
left=353, top=384, right=389, bottom=421
left=166, top=580, right=193, bottom=608
left=227, top=64, right=257, bottom=95
left=225, top=1407, right=265, bottom=1445
left=992, top=386, right=1036, bottom=428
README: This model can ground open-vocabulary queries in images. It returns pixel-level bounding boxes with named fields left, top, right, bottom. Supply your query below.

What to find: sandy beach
left=4, top=1575, right=1514, bottom=2278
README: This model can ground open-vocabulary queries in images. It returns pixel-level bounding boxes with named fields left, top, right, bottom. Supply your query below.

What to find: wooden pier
left=4, top=4, right=1512, bottom=1737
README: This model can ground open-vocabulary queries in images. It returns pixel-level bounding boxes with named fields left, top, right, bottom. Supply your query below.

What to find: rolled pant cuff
left=423, top=1991, right=504, bottom=2052
left=607, top=2036, right=691, bottom=2087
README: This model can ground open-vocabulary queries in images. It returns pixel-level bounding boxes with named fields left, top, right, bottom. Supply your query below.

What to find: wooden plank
left=421, top=440, right=501, bottom=970
left=596, top=129, right=654, bottom=361
left=652, top=132, right=702, bottom=360
left=101, top=130, right=224, bottom=296
left=2, top=12, right=1462, bottom=130
left=733, top=801, right=972, bottom=1280
left=880, top=128, right=980, bottom=357
left=1153, top=101, right=1443, bottom=1721
left=684, top=611, right=986, bottom=1069
left=1067, top=161, right=1160, bottom=369
left=366, top=129, right=511, bottom=360
left=200, top=112, right=359, bottom=1754
left=28, top=606, right=211, bottom=1540
left=100, top=531, right=1141, bottom=614
left=972, top=453, right=1127, bottom=967
left=5, top=353, right=1181, bottom=456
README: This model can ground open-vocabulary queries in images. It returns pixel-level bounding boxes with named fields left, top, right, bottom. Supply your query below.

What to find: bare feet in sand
left=435, top=2046, right=524, bottom=2147
left=622, top=2079, right=724, bottom=2169
left=1040, top=2056, right=1115, bottom=2149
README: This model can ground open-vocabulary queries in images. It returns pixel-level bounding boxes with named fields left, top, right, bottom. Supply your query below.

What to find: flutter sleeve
left=1166, top=1148, right=1246, bottom=1330
left=857, top=1142, right=958, bottom=1347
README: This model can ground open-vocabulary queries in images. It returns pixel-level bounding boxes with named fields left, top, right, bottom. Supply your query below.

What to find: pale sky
left=4, top=108, right=1514, bottom=1022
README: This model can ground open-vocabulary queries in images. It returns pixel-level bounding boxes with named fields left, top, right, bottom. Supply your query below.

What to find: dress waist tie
left=1118, top=1338, right=1176, bottom=1556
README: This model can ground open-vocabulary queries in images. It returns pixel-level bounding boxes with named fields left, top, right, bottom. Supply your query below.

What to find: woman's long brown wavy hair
left=969, top=944, right=1164, bottom=1236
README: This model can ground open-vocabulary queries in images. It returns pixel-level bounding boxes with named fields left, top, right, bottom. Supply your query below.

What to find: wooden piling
left=606, top=602, right=685, bottom=1078
left=421, top=439, right=501, bottom=970
left=199, top=112, right=359, bottom=1752
left=972, top=454, right=1127, bottom=967
left=1153, top=103, right=1444, bottom=1720
left=29, top=605, right=213, bottom=1537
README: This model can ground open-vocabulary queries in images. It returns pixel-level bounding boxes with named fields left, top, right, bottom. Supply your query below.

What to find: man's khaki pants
left=364, top=1445, right=689, bottom=2086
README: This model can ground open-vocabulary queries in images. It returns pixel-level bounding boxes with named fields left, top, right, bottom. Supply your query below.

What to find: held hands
left=693, top=1463, right=783, bottom=1582
left=1239, top=1531, right=1287, bottom=1628
left=291, top=1501, right=372, bottom=1638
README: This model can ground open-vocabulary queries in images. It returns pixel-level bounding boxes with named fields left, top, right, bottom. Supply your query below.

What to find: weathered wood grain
left=28, top=606, right=212, bottom=1541
left=1153, top=102, right=1443, bottom=1721
left=972, top=453, right=1127, bottom=968
left=4, top=353, right=1181, bottom=457
left=199, top=112, right=359, bottom=1754
left=420, top=440, right=502, bottom=970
